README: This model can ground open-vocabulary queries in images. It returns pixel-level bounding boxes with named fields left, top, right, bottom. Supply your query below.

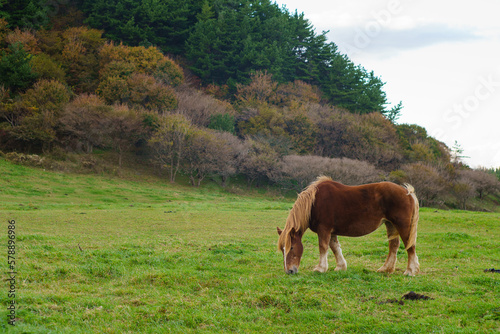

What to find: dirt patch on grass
left=402, top=291, right=433, bottom=301
left=376, top=291, right=433, bottom=306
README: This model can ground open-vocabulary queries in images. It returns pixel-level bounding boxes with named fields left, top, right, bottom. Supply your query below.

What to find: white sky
left=275, top=0, right=500, bottom=168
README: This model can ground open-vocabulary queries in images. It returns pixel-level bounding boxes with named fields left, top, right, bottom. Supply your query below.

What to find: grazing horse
left=277, top=176, right=420, bottom=276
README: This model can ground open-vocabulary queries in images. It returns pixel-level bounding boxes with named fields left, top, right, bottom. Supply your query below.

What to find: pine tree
left=0, top=43, right=38, bottom=93
left=0, top=0, right=49, bottom=29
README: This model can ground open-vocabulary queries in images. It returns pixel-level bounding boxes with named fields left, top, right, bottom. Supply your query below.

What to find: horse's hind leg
left=330, top=235, right=347, bottom=271
left=393, top=220, right=420, bottom=276
left=377, top=221, right=399, bottom=274
left=403, top=245, right=419, bottom=276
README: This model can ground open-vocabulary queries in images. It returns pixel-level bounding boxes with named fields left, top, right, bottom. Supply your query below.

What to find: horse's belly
left=333, top=218, right=385, bottom=237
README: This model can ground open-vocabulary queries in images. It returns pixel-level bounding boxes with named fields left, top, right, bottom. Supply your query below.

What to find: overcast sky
left=274, top=0, right=500, bottom=168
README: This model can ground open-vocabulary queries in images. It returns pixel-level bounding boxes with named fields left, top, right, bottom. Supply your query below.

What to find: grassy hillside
left=0, top=159, right=499, bottom=333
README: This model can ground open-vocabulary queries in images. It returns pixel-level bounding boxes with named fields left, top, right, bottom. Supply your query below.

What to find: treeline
left=0, top=4, right=499, bottom=210
left=2, top=0, right=395, bottom=116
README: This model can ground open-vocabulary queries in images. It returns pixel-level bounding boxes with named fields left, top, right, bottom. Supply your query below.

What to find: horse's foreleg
left=313, top=232, right=331, bottom=273
left=330, top=235, right=347, bottom=271
left=377, top=221, right=399, bottom=274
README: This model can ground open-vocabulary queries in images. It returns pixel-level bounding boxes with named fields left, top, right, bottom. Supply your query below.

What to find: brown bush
left=209, top=131, right=245, bottom=186
left=60, top=94, right=111, bottom=153
left=271, top=155, right=330, bottom=191
left=184, top=129, right=243, bottom=187
left=451, top=178, right=476, bottom=210
left=239, top=137, right=281, bottom=186
left=238, top=105, right=286, bottom=138
left=235, top=71, right=278, bottom=107
left=175, top=86, right=234, bottom=127
left=97, top=74, right=177, bottom=111
left=99, top=43, right=184, bottom=86
left=101, top=104, right=144, bottom=168
left=5, top=28, right=40, bottom=54
left=127, top=74, right=177, bottom=111
left=22, top=79, right=71, bottom=113
left=324, top=158, right=383, bottom=186
left=236, top=71, right=321, bottom=109
left=6, top=80, right=72, bottom=149
left=400, top=163, right=446, bottom=206
left=59, top=27, right=105, bottom=93
left=148, top=114, right=193, bottom=183
left=458, top=169, right=500, bottom=199
left=315, top=111, right=402, bottom=169
left=278, top=80, right=321, bottom=105
left=272, top=155, right=383, bottom=192
left=5, top=152, right=44, bottom=166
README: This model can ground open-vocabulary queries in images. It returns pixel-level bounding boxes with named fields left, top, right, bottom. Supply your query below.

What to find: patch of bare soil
left=376, top=291, right=433, bottom=305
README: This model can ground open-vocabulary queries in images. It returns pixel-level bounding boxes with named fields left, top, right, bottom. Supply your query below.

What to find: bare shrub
left=127, top=74, right=177, bottom=111
left=60, top=94, right=111, bottom=153
left=275, top=80, right=321, bottom=107
left=272, top=155, right=383, bottom=192
left=272, top=155, right=331, bottom=191
left=459, top=169, right=500, bottom=199
left=175, top=86, right=234, bottom=127
left=401, top=163, right=446, bottom=206
left=324, top=158, right=383, bottom=186
left=239, top=137, right=281, bottom=186
left=184, top=129, right=243, bottom=187
left=210, top=131, right=245, bottom=186
left=235, top=70, right=278, bottom=107
left=235, top=71, right=320, bottom=108
left=451, top=178, right=476, bottom=210
left=148, top=114, right=192, bottom=183
left=101, top=104, right=144, bottom=168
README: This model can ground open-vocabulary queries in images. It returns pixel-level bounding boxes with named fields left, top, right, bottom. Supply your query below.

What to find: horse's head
left=277, top=227, right=304, bottom=274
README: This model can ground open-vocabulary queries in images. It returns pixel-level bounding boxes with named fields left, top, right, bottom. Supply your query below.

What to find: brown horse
left=277, top=176, right=420, bottom=276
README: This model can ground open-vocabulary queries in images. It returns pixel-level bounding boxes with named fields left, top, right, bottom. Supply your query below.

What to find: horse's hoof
left=313, top=266, right=327, bottom=273
left=403, top=270, right=418, bottom=276
left=377, top=267, right=395, bottom=274
left=334, top=265, right=347, bottom=271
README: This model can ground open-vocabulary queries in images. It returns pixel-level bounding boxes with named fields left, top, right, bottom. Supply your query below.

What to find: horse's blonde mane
left=278, top=176, right=332, bottom=254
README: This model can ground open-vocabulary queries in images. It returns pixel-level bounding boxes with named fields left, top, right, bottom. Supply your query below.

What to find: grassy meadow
left=0, top=158, right=499, bottom=333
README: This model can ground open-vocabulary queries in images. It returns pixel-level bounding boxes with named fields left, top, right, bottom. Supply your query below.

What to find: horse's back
left=310, top=180, right=414, bottom=237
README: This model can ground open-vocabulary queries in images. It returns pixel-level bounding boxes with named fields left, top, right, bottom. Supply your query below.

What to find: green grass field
left=0, top=158, right=499, bottom=333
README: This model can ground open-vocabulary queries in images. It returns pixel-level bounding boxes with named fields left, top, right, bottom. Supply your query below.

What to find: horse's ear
left=277, top=227, right=282, bottom=235
left=289, top=227, right=302, bottom=239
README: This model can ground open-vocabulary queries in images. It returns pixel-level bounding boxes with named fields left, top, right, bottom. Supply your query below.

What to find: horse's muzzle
left=286, top=266, right=298, bottom=274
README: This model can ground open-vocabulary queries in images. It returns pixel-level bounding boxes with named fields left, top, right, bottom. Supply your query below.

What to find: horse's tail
left=403, top=183, right=419, bottom=250
left=278, top=176, right=330, bottom=254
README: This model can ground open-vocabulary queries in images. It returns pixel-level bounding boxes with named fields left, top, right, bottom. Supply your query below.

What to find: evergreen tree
left=0, top=43, right=38, bottom=93
left=0, top=0, right=49, bottom=29
left=81, top=0, right=201, bottom=54
left=78, top=0, right=391, bottom=115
